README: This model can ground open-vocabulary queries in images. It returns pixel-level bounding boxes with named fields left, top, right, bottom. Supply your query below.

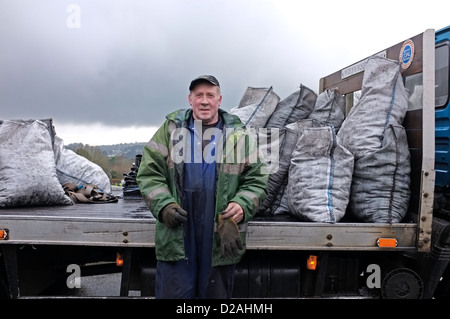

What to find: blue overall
left=155, top=116, right=235, bottom=299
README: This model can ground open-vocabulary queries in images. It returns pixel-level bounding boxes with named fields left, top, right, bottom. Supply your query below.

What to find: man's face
left=188, top=82, right=222, bottom=125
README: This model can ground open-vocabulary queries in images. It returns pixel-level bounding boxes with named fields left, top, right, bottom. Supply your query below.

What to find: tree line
left=72, top=144, right=135, bottom=185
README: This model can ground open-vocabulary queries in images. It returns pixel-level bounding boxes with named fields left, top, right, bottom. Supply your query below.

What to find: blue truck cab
left=405, top=26, right=450, bottom=187
left=434, top=26, right=450, bottom=187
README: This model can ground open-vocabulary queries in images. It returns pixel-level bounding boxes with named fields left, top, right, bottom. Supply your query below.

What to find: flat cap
left=189, top=75, right=220, bottom=91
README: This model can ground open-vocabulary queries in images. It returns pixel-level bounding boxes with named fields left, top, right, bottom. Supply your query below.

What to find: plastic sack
left=307, top=88, right=345, bottom=133
left=337, top=56, right=409, bottom=159
left=254, top=127, right=286, bottom=216
left=348, top=124, right=411, bottom=223
left=287, top=126, right=354, bottom=223
left=0, top=120, right=73, bottom=207
left=258, top=119, right=322, bottom=216
left=265, top=84, right=317, bottom=129
left=230, top=86, right=280, bottom=128
left=53, top=136, right=112, bottom=194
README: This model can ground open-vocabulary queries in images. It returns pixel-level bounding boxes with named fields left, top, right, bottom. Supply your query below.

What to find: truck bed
left=0, top=31, right=435, bottom=255
left=0, top=195, right=418, bottom=251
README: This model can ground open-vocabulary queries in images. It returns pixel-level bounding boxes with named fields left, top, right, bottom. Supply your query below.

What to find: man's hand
left=222, top=202, right=244, bottom=223
left=218, top=214, right=243, bottom=259
left=160, top=203, right=188, bottom=228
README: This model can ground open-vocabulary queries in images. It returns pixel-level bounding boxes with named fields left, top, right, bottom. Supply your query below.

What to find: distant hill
left=66, top=142, right=146, bottom=159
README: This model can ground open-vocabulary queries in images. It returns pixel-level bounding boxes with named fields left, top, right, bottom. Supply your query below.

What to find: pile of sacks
left=0, top=119, right=113, bottom=207
left=122, top=154, right=142, bottom=198
left=231, top=56, right=410, bottom=223
left=338, top=57, right=411, bottom=223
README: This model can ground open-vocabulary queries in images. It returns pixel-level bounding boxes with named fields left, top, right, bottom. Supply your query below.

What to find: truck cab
left=407, top=26, right=450, bottom=191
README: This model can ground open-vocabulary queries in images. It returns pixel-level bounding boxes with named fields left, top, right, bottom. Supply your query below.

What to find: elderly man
left=137, top=75, right=268, bottom=299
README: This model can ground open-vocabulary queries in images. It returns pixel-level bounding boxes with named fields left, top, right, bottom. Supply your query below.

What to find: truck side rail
left=0, top=204, right=418, bottom=251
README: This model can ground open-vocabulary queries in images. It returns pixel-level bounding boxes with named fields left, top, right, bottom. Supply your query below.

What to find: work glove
left=160, top=203, right=188, bottom=229
left=217, top=214, right=243, bottom=260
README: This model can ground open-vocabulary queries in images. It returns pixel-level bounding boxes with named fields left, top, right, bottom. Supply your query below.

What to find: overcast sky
left=1, top=0, right=449, bottom=145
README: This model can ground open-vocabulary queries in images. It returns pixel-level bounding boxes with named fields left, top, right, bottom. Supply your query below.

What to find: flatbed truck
left=1, top=27, right=450, bottom=299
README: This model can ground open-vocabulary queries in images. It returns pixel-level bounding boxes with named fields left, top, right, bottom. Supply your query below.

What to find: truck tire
left=381, top=268, right=423, bottom=299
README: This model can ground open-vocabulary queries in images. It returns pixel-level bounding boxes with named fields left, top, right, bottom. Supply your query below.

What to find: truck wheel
left=381, top=268, right=423, bottom=299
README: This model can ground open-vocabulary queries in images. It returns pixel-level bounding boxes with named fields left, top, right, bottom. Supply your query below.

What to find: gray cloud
left=0, top=0, right=321, bottom=128
left=1, top=0, right=447, bottom=131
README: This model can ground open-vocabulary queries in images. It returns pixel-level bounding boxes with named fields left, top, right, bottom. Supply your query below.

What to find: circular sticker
left=399, top=39, right=414, bottom=69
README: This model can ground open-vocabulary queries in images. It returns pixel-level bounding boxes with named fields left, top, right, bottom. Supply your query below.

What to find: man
left=136, top=75, right=268, bottom=299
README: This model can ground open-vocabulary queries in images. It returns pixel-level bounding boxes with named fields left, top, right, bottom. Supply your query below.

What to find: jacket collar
left=166, top=108, right=244, bottom=129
